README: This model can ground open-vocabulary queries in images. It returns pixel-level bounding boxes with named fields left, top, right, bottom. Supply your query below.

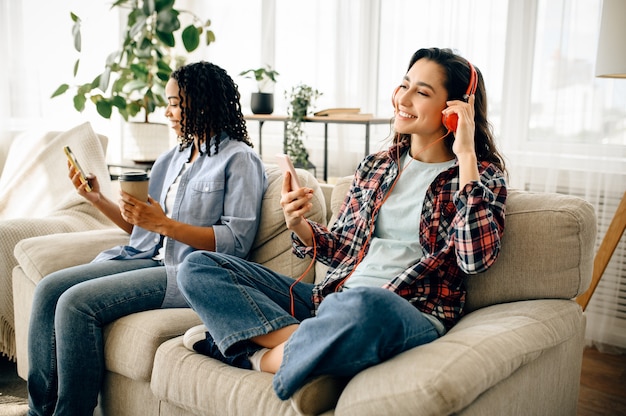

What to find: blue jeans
left=178, top=251, right=440, bottom=400
left=27, top=259, right=175, bottom=416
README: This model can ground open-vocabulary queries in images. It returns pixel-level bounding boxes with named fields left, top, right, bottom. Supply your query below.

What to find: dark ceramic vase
left=251, top=92, right=274, bottom=114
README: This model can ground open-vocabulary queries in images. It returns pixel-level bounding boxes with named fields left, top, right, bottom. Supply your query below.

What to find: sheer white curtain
left=502, top=0, right=626, bottom=351
left=0, top=0, right=120, bottom=163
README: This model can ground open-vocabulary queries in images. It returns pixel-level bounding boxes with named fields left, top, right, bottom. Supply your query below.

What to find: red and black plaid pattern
left=293, top=142, right=507, bottom=330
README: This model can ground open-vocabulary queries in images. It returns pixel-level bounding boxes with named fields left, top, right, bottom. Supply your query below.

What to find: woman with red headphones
left=177, top=47, right=508, bottom=406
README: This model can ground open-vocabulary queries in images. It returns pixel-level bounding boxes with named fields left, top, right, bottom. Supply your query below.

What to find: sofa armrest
left=330, top=299, right=585, bottom=416
left=14, top=228, right=128, bottom=286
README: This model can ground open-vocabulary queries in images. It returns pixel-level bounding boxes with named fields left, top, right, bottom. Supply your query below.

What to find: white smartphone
left=275, top=153, right=301, bottom=190
left=63, top=145, right=92, bottom=192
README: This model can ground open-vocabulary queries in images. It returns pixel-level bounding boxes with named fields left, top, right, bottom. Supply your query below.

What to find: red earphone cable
left=289, top=219, right=317, bottom=317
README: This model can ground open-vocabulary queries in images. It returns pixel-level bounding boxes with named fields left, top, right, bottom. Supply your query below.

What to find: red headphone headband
left=464, top=62, right=478, bottom=102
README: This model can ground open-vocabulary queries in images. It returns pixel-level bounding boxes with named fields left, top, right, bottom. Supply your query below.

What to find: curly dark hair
left=170, top=61, right=253, bottom=156
left=393, top=47, right=506, bottom=173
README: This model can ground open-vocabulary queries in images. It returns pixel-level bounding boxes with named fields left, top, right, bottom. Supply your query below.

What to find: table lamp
left=594, top=0, right=626, bottom=78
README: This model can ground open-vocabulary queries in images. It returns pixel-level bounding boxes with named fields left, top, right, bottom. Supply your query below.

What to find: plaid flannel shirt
left=293, top=141, right=507, bottom=329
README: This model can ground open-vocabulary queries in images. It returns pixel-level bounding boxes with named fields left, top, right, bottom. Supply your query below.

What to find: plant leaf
left=51, top=84, right=70, bottom=98
left=111, top=95, right=127, bottom=109
left=182, top=25, right=200, bottom=52
left=155, top=0, right=175, bottom=12
left=129, top=14, right=147, bottom=39
left=95, top=100, right=113, bottom=119
left=71, top=16, right=82, bottom=52
left=206, top=30, right=216, bottom=44
left=73, top=94, right=87, bottom=112
left=73, top=59, right=80, bottom=77
left=123, top=79, right=147, bottom=93
left=99, top=67, right=112, bottom=92
left=142, top=0, right=155, bottom=16
left=156, top=8, right=180, bottom=33
left=155, top=30, right=175, bottom=48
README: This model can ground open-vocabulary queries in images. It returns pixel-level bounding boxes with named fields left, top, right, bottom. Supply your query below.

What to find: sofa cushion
left=151, top=337, right=298, bottom=416
left=13, top=228, right=128, bottom=286
left=333, top=299, right=585, bottom=415
left=249, top=165, right=326, bottom=283
left=103, top=309, right=202, bottom=382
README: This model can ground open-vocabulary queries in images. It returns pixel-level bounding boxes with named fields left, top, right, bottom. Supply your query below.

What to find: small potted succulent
left=239, top=65, right=279, bottom=114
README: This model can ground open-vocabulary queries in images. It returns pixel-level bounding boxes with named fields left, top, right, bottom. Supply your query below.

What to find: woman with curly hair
left=177, top=48, right=507, bottom=406
left=27, top=61, right=267, bottom=415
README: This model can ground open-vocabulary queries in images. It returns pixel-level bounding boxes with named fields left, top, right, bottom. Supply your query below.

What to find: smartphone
left=63, top=145, right=92, bottom=192
left=275, top=153, right=301, bottom=190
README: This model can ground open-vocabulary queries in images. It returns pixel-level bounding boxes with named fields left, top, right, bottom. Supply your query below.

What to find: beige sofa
left=12, top=160, right=595, bottom=415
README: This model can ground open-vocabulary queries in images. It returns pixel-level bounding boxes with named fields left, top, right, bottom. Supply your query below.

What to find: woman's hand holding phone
left=64, top=146, right=93, bottom=192
left=64, top=145, right=106, bottom=205
left=276, top=154, right=315, bottom=244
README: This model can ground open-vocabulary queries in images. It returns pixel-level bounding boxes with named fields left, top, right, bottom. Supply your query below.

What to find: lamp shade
left=595, top=0, right=626, bottom=78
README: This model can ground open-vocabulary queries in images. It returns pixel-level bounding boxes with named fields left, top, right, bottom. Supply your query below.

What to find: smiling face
left=165, top=78, right=184, bottom=137
left=393, top=58, right=449, bottom=138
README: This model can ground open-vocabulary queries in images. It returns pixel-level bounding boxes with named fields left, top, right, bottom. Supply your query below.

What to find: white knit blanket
left=0, top=122, right=114, bottom=360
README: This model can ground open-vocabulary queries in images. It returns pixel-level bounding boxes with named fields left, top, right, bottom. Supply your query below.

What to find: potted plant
left=284, top=83, right=322, bottom=168
left=239, top=65, right=279, bottom=114
left=51, top=0, right=215, bottom=162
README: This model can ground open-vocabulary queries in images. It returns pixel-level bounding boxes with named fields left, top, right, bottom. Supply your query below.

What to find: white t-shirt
left=346, top=152, right=456, bottom=288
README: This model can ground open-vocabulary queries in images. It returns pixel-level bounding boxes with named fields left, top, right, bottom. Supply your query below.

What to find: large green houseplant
left=51, top=0, right=215, bottom=161
left=52, top=0, right=215, bottom=123
left=284, top=83, right=322, bottom=167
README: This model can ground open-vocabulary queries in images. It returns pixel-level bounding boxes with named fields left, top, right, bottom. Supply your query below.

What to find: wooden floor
left=1, top=346, right=625, bottom=414
left=577, top=346, right=626, bottom=416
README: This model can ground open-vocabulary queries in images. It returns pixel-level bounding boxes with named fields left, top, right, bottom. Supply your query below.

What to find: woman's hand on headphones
left=447, top=94, right=476, bottom=158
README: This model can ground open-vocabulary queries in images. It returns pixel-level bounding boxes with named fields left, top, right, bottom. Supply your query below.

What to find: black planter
left=251, top=92, right=274, bottom=114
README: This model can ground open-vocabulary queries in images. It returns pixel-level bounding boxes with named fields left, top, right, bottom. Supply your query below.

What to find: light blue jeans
left=178, top=251, right=440, bottom=400
left=27, top=259, right=180, bottom=416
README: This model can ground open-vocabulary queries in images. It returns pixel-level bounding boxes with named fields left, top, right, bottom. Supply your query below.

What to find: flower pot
left=123, top=122, right=170, bottom=163
left=251, top=92, right=274, bottom=114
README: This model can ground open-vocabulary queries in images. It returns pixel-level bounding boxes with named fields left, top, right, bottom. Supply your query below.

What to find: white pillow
left=0, top=122, right=111, bottom=219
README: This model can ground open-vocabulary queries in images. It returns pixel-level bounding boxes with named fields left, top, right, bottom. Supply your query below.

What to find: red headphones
left=442, top=62, right=477, bottom=132
left=392, top=61, right=478, bottom=133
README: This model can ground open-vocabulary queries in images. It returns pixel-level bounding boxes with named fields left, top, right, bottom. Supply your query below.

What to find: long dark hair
left=393, top=47, right=506, bottom=173
left=170, top=61, right=253, bottom=156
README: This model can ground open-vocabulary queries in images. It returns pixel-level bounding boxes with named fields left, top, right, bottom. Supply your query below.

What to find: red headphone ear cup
left=442, top=113, right=458, bottom=132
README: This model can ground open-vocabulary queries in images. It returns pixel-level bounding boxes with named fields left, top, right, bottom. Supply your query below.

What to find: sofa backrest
left=325, top=177, right=596, bottom=311
left=248, top=165, right=327, bottom=284
left=464, top=189, right=595, bottom=312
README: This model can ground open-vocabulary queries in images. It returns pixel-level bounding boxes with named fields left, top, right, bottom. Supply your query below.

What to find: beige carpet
left=0, top=399, right=28, bottom=416
left=0, top=355, right=28, bottom=415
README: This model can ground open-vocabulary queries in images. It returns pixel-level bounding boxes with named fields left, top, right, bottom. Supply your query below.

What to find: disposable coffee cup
left=119, top=171, right=149, bottom=201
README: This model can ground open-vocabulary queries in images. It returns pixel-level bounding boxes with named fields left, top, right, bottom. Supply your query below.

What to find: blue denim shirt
left=94, top=133, right=267, bottom=307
